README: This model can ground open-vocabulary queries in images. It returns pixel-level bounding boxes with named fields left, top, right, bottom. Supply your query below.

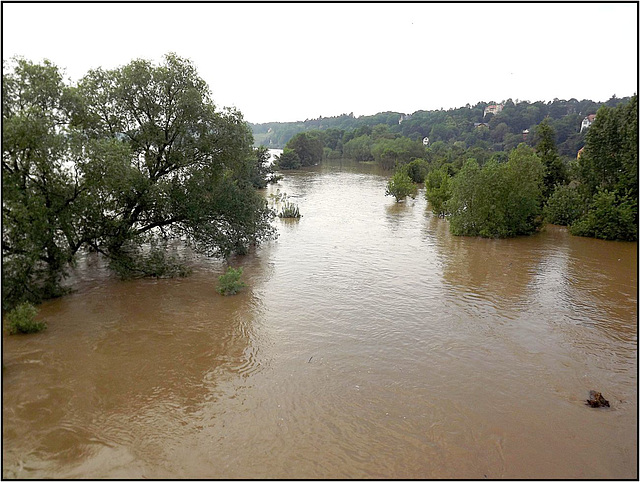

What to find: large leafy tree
left=425, top=166, right=452, bottom=217
left=448, top=144, right=544, bottom=238
left=73, top=53, right=275, bottom=263
left=2, top=58, right=91, bottom=307
left=2, top=54, right=276, bottom=308
left=285, top=131, right=323, bottom=167
left=275, top=147, right=301, bottom=170
left=534, top=118, right=567, bottom=200
left=570, top=95, right=638, bottom=240
left=342, top=134, right=374, bottom=162
left=577, top=95, right=638, bottom=200
left=371, top=137, right=426, bottom=170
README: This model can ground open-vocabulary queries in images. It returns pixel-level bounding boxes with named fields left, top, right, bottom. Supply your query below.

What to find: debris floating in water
left=586, top=390, right=610, bottom=408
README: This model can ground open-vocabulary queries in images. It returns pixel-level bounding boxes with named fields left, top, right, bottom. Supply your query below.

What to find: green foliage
left=3, top=55, right=276, bottom=309
left=371, top=123, right=395, bottom=140
left=386, top=170, right=418, bottom=202
left=278, top=201, right=301, bottom=218
left=6, top=303, right=46, bottom=335
left=251, top=97, right=631, bottom=159
left=544, top=184, right=584, bottom=226
left=570, top=189, right=638, bottom=241
left=576, top=97, right=638, bottom=198
left=343, top=135, right=374, bottom=162
left=285, top=132, right=323, bottom=167
left=534, top=119, right=568, bottom=200
left=275, top=148, right=301, bottom=170
left=249, top=147, right=281, bottom=188
left=107, top=242, right=192, bottom=280
left=425, top=167, right=452, bottom=217
left=77, top=54, right=276, bottom=259
left=268, top=190, right=301, bottom=218
left=571, top=95, right=638, bottom=240
left=2, top=58, right=85, bottom=309
left=448, top=144, right=544, bottom=237
left=371, top=137, right=426, bottom=170
left=403, top=158, right=429, bottom=184
left=216, top=267, right=246, bottom=296
left=504, top=144, right=546, bottom=234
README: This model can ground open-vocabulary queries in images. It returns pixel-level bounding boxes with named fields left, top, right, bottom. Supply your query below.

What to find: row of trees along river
left=270, top=94, right=637, bottom=242
left=2, top=54, right=637, bottom=479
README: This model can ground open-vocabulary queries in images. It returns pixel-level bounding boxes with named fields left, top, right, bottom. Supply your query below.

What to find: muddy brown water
left=2, top=160, right=637, bottom=478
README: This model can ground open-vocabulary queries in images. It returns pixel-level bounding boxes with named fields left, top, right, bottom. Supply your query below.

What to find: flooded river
left=2, top=160, right=637, bottom=479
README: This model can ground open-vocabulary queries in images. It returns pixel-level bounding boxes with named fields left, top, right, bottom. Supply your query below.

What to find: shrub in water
left=217, top=267, right=246, bottom=295
left=275, top=148, right=301, bottom=170
left=278, top=200, right=301, bottom=218
left=6, top=302, right=46, bottom=334
left=570, top=189, right=638, bottom=241
left=269, top=190, right=302, bottom=218
left=386, top=170, right=418, bottom=202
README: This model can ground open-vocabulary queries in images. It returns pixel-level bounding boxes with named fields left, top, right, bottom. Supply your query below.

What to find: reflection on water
left=2, top=160, right=637, bottom=478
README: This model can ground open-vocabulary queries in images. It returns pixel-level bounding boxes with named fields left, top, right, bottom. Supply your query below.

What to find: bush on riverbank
left=425, top=167, right=452, bottom=217
left=543, top=183, right=584, bottom=226
left=570, top=189, right=638, bottom=241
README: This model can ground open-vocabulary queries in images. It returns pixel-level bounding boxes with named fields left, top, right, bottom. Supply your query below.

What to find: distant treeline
left=251, top=96, right=631, bottom=157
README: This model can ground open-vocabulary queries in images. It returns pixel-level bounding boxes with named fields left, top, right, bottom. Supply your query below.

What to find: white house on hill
left=483, top=104, right=504, bottom=116
left=580, top=114, right=596, bottom=132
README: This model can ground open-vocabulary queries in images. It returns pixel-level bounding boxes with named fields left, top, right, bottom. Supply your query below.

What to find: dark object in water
left=586, top=390, right=610, bottom=408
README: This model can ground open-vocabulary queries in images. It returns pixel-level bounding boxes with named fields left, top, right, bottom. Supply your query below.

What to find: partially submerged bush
left=425, top=167, right=452, bottom=217
left=448, top=146, right=544, bottom=237
left=217, top=267, right=246, bottom=295
left=403, top=158, right=430, bottom=184
left=570, top=189, right=638, bottom=241
left=269, top=190, right=302, bottom=218
left=275, top=148, right=301, bottom=170
left=278, top=201, right=301, bottom=218
left=385, top=170, right=418, bottom=202
left=6, top=302, right=46, bottom=334
left=108, top=242, right=192, bottom=280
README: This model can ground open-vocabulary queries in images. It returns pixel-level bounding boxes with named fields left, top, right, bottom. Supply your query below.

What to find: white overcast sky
left=3, top=2, right=638, bottom=124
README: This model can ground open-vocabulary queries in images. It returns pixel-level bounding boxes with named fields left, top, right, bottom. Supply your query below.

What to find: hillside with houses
left=251, top=96, right=629, bottom=158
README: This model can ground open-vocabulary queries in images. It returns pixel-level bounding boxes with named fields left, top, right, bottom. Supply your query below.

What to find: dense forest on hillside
left=251, top=96, right=631, bottom=158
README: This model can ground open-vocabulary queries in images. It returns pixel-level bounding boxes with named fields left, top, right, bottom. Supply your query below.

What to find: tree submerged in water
left=2, top=54, right=276, bottom=310
left=385, top=170, right=418, bottom=202
left=447, top=144, right=544, bottom=238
